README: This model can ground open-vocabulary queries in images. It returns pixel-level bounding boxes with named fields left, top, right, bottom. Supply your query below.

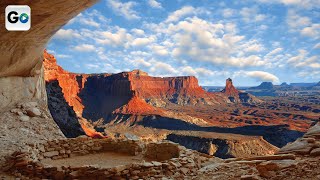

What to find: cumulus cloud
left=152, top=45, right=169, bottom=56
left=131, top=28, right=145, bottom=36
left=149, top=62, right=177, bottom=75
left=236, top=71, right=280, bottom=83
left=258, top=0, right=320, bottom=9
left=240, top=7, right=267, bottom=23
left=286, top=10, right=311, bottom=29
left=132, top=58, right=152, bottom=67
left=287, top=49, right=320, bottom=69
left=53, top=29, right=81, bottom=40
left=164, top=17, right=266, bottom=67
left=165, top=6, right=195, bottom=23
left=300, top=24, right=320, bottom=38
left=180, top=66, right=218, bottom=77
left=131, top=36, right=156, bottom=46
left=222, top=8, right=235, bottom=18
left=148, top=0, right=162, bottom=8
left=73, top=44, right=96, bottom=52
left=95, top=28, right=132, bottom=47
left=107, top=0, right=140, bottom=20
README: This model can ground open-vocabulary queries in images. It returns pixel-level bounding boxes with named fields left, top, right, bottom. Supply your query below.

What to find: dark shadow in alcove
left=46, top=80, right=84, bottom=138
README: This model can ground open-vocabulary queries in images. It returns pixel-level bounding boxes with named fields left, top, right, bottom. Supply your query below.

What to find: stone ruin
left=4, top=137, right=213, bottom=179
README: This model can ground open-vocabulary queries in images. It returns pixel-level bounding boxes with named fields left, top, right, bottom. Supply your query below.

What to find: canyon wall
left=0, top=0, right=98, bottom=166
left=0, top=0, right=97, bottom=110
left=167, top=134, right=278, bottom=158
left=43, top=52, right=226, bottom=124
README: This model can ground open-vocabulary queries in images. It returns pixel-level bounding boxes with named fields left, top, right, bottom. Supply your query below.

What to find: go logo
left=5, top=5, right=31, bottom=31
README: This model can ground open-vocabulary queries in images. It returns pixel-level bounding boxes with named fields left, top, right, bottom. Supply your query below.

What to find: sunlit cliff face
left=79, top=118, right=107, bottom=139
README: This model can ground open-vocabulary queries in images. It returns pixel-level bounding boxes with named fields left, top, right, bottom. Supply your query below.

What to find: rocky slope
left=166, top=133, right=278, bottom=158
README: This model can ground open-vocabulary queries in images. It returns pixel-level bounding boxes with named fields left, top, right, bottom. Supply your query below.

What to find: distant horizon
left=47, top=0, right=319, bottom=86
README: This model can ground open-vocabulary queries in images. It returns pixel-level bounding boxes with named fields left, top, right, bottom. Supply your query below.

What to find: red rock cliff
left=221, top=78, right=239, bottom=97
left=43, top=50, right=88, bottom=115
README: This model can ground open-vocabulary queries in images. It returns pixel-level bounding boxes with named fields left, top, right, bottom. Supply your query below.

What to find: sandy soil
left=41, top=152, right=146, bottom=168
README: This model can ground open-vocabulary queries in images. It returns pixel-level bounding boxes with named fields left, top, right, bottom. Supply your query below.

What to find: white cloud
left=132, top=58, right=152, bottom=67
left=267, top=48, right=283, bottom=56
left=236, top=71, right=280, bottom=83
left=258, top=0, right=320, bottom=9
left=149, top=62, right=177, bottom=75
left=131, top=28, right=145, bottom=36
left=56, top=54, right=72, bottom=59
left=287, top=49, right=320, bottom=69
left=180, top=66, right=217, bottom=77
left=95, top=28, right=132, bottom=47
left=242, top=41, right=265, bottom=53
left=164, top=17, right=266, bottom=67
left=131, top=37, right=156, bottom=46
left=73, top=44, right=96, bottom=52
left=313, top=43, right=320, bottom=49
left=86, top=64, right=100, bottom=69
left=301, top=24, right=320, bottom=38
left=222, top=8, right=235, bottom=18
left=53, top=29, right=81, bottom=40
left=240, top=7, right=267, bottom=23
left=286, top=10, right=311, bottom=29
left=148, top=0, right=162, bottom=9
left=152, top=45, right=168, bottom=56
left=108, top=0, right=140, bottom=20
left=81, top=18, right=100, bottom=28
left=47, top=49, right=55, bottom=54
left=165, top=6, right=195, bottom=23
left=298, top=70, right=320, bottom=79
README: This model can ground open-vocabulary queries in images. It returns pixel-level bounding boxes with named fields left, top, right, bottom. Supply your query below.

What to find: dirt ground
left=41, top=152, right=147, bottom=168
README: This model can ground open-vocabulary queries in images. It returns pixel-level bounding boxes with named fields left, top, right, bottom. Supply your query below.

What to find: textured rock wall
left=0, top=0, right=98, bottom=77
left=5, top=137, right=213, bottom=179
left=0, top=72, right=47, bottom=110
left=167, top=134, right=278, bottom=158
left=0, top=0, right=98, bottom=167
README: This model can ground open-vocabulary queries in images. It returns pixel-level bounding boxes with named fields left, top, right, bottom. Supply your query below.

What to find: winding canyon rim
left=0, top=0, right=320, bottom=179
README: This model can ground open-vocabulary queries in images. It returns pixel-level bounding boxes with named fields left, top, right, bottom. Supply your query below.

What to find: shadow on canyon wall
left=46, top=80, right=84, bottom=138
left=79, top=75, right=132, bottom=122
left=137, top=115, right=304, bottom=148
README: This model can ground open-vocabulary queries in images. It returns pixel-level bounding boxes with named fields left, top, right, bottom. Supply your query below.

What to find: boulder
left=43, top=151, right=59, bottom=158
left=310, top=148, right=320, bottom=156
left=26, top=108, right=41, bottom=117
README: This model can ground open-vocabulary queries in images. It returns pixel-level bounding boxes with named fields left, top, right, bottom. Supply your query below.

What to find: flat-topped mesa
left=129, top=75, right=207, bottom=98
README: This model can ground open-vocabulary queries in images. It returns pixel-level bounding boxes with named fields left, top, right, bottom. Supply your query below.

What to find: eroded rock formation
left=0, top=0, right=98, bottom=168
left=221, top=78, right=262, bottom=103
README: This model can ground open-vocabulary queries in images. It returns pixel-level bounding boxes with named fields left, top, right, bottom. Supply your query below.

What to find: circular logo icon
left=19, top=13, right=29, bottom=23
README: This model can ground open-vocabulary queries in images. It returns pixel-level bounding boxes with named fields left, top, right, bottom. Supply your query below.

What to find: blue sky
left=47, top=0, right=320, bottom=86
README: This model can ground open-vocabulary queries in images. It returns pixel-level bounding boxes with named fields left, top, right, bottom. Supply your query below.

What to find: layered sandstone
left=0, top=0, right=98, bottom=77
left=0, top=0, right=97, bottom=170
left=42, top=51, right=224, bottom=124
left=44, top=50, right=89, bottom=115
left=221, top=78, right=262, bottom=103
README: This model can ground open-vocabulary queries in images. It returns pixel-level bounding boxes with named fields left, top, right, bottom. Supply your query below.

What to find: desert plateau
left=0, top=0, right=319, bottom=179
